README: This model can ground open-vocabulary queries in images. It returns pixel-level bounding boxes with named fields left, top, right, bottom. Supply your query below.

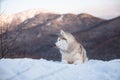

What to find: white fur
left=55, top=37, right=68, bottom=51
left=60, top=30, right=65, bottom=35
left=55, top=30, right=88, bottom=64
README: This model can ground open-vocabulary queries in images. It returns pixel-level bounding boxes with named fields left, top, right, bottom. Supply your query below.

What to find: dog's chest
left=64, top=53, right=73, bottom=59
left=62, top=52, right=79, bottom=62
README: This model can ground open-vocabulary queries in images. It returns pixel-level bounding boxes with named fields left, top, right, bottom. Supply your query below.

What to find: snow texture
left=56, top=15, right=64, bottom=21
left=46, top=22, right=51, bottom=26
left=0, top=58, right=120, bottom=80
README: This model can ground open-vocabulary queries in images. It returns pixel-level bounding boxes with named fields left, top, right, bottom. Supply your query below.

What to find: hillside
left=74, top=16, right=120, bottom=60
left=0, top=9, right=119, bottom=60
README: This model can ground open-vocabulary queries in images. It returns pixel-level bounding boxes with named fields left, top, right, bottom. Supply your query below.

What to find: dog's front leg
left=74, top=60, right=83, bottom=65
left=62, top=60, right=68, bottom=64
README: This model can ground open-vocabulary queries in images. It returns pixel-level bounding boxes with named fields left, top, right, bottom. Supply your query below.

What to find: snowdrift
left=0, top=58, right=120, bottom=80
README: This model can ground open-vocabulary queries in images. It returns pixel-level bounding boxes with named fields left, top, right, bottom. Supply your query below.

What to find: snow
left=24, top=20, right=28, bottom=24
left=37, top=33, right=42, bottom=38
left=40, top=21, right=43, bottom=24
left=56, top=15, right=64, bottom=21
left=0, top=58, right=120, bottom=80
left=46, top=22, right=51, bottom=26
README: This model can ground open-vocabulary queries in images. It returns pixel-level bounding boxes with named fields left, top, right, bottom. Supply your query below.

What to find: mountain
left=0, top=9, right=119, bottom=61
left=74, top=16, right=120, bottom=60
left=0, top=9, right=53, bottom=32
left=0, top=9, right=104, bottom=33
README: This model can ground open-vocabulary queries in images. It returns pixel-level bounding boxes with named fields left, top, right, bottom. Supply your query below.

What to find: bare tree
left=0, top=0, right=9, bottom=58
left=0, top=0, right=19, bottom=58
left=0, top=15, right=9, bottom=58
left=0, top=13, right=26, bottom=58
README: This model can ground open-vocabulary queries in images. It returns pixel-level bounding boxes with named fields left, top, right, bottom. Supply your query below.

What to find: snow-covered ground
left=0, top=58, right=120, bottom=80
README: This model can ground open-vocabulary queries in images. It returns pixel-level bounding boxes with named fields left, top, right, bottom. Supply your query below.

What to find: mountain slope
left=1, top=9, right=119, bottom=60
left=74, top=16, right=120, bottom=60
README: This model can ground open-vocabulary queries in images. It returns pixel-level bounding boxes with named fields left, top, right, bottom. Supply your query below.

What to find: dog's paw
left=62, top=60, right=68, bottom=64
left=74, top=60, right=83, bottom=65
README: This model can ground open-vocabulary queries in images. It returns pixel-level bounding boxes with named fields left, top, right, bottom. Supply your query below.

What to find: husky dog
left=55, top=30, right=88, bottom=64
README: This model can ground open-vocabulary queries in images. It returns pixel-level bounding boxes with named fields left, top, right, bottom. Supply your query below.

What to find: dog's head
left=55, top=30, right=76, bottom=51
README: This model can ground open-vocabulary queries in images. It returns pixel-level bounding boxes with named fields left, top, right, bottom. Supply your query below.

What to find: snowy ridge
left=0, top=58, right=120, bottom=80
left=56, top=15, right=64, bottom=21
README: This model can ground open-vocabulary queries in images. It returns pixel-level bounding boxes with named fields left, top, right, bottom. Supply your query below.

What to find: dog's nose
left=54, top=43, right=58, bottom=49
left=53, top=43, right=56, bottom=47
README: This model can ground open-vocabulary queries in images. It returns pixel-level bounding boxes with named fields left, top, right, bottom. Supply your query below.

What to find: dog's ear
left=60, top=30, right=65, bottom=35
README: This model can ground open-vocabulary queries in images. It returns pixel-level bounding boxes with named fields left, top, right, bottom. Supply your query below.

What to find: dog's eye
left=61, top=37, right=67, bottom=40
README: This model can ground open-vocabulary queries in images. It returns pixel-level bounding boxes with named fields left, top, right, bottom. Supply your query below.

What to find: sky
left=0, top=0, right=120, bottom=19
